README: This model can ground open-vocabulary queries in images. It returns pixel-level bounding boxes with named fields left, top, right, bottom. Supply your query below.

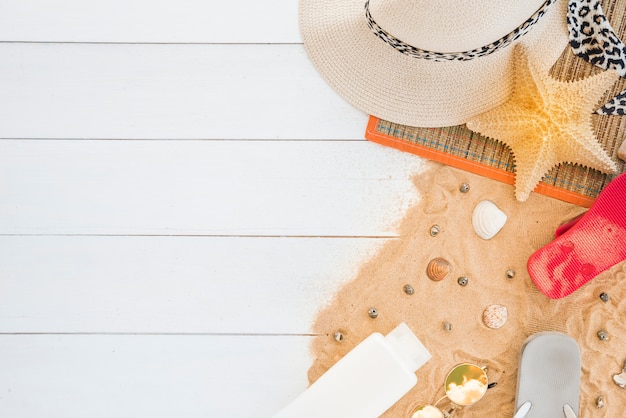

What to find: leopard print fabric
left=568, top=0, right=626, bottom=76
left=598, top=90, right=626, bottom=115
left=568, top=0, right=626, bottom=115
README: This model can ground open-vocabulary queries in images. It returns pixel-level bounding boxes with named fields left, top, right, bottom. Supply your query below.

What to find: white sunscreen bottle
left=274, top=322, right=431, bottom=418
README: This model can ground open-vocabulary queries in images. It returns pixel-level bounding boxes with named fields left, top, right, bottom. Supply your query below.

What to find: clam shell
left=613, top=371, right=626, bottom=388
left=426, top=258, right=452, bottom=282
left=472, top=200, right=507, bottom=240
left=483, top=304, right=508, bottom=329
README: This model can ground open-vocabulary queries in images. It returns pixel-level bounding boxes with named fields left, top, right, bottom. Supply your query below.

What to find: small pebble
left=600, top=292, right=610, bottom=302
left=443, top=322, right=452, bottom=331
left=368, top=308, right=379, bottom=319
left=488, top=382, right=497, bottom=389
left=430, top=225, right=441, bottom=237
left=506, top=269, right=516, bottom=279
left=596, top=396, right=605, bottom=408
left=457, top=276, right=469, bottom=286
left=403, top=284, right=414, bottom=295
left=459, top=183, right=470, bottom=193
left=333, top=332, right=344, bottom=343
left=598, top=330, right=609, bottom=341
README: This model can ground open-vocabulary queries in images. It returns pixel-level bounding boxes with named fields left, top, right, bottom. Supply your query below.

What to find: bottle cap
left=385, top=322, right=431, bottom=372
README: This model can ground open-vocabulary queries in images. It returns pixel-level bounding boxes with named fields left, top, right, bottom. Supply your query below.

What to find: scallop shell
left=426, top=258, right=452, bottom=282
left=482, top=304, right=508, bottom=329
left=472, top=200, right=507, bottom=240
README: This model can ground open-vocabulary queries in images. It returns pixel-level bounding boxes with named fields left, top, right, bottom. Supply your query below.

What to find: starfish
left=465, top=45, right=619, bottom=202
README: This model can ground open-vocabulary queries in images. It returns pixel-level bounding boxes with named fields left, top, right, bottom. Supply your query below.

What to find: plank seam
left=0, top=332, right=324, bottom=337
left=0, top=41, right=303, bottom=46
left=0, top=234, right=400, bottom=239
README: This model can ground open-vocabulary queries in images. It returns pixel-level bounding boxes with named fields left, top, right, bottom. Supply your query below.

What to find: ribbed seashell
left=482, top=304, right=508, bottom=329
left=472, top=200, right=507, bottom=240
left=426, top=257, right=452, bottom=282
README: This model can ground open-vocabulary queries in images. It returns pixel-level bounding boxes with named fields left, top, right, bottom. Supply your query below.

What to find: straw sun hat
left=299, top=0, right=569, bottom=127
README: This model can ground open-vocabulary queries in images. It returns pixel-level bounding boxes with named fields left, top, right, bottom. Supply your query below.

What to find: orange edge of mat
left=365, top=116, right=594, bottom=208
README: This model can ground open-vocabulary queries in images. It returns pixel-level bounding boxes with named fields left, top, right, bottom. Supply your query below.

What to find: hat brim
left=299, top=0, right=569, bottom=127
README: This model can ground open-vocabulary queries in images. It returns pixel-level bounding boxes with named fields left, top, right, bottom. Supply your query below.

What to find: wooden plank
left=0, top=334, right=310, bottom=417
left=0, top=235, right=387, bottom=334
left=0, top=43, right=367, bottom=140
left=0, top=0, right=300, bottom=44
left=0, top=140, right=424, bottom=236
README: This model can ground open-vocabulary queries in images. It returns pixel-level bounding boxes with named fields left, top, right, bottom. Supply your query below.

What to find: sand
left=308, top=162, right=626, bottom=417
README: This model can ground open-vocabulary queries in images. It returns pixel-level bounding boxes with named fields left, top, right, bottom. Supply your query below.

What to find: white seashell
left=613, top=371, right=626, bottom=388
left=472, top=200, right=507, bottom=240
left=482, top=304, right=508, bottom=329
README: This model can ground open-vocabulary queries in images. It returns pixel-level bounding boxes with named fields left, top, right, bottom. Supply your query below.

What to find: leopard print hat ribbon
left=365, top=0, right=556, bottom=62
left=568, top=0, right=626, bottom=115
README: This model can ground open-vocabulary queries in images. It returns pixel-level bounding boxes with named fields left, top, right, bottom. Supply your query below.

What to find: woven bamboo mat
left=365, top=1, right=626, bottom=207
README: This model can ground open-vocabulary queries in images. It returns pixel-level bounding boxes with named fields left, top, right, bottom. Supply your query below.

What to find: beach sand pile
left=308, top=162, right=626, bottom=417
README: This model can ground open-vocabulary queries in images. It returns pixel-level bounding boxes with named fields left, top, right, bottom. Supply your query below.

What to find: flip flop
left=514, top=332, right=581, bottom=418
left=553, top=214, right=584, bottom=238
left=527, top=173, right=626, bottom=299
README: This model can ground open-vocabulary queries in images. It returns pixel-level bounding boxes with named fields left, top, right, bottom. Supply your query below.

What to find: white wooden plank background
left=0, top=0, right=301, bottom=43
left=0, top=235, right=390, bottom=334
left=0, top=335, right=312, bottom=417
left=0, top=140, right=422, bottom=236
left=0, top=44, right=366, bottom=140
left=0, top=1, right=427, bottom=416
